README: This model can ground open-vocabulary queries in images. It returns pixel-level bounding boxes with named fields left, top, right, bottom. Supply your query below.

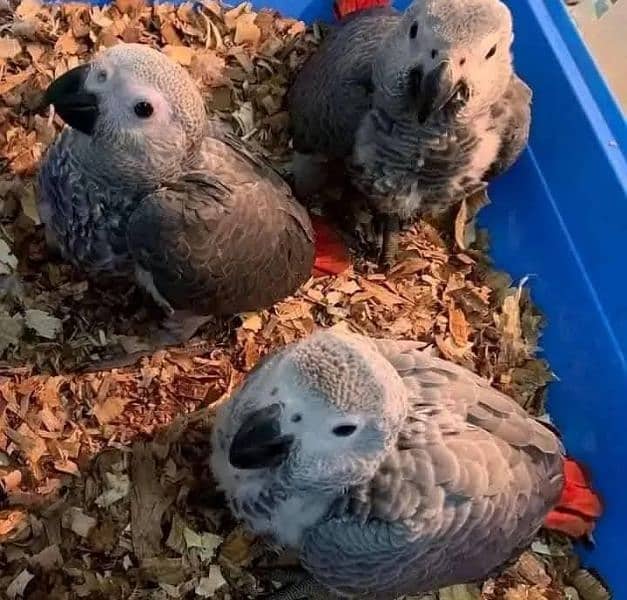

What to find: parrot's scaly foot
left=257, top=569, right=337, bottom=600
left=153, top=311, right=215, bottom=348
left=43, top=228, right=62, bottom=258
left=400, top=217, right=413, bottom=232
left=379, top=214, right=400, bottom=271
left=134, top=265, right=175, bottom=316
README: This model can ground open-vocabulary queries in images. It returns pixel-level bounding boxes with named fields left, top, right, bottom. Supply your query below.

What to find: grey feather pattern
left=39, top=123, right=314, bottom=316
left=288, top=8, right=400, bottom=159
left=349, top=73, right=530, bottom=219
left=301, top=337, right=562, bottom=597
left=126, top=128, right=314, bottom=315
left=38, top=129, right=141, bottom=274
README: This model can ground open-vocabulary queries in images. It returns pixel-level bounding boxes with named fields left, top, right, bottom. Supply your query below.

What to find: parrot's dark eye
left=134, top=101, right=154, bottom=118
left=409, top=21, right=419, bottom=39
left=485, top=44, right=497, bottom=59
left=332, top=424, right=357, bottom=437
left=96, top=70, right=107, bottom=83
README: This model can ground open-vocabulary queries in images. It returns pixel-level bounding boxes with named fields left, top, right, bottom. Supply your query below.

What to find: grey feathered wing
left=288, top=9, right=399, bottom=158
left=127, top=128, right=314, bottom=316
left=487, top=75, right=532, bottom=179
left=300, top=336, right=564, bottom=598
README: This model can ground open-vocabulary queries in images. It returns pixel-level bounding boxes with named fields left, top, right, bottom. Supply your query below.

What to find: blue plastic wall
left=258, top=0, right=627, bottom=595
left=81, top=0, right=627, bottom=594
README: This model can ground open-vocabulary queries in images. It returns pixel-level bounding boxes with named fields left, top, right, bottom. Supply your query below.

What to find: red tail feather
left=310, top=214, right=351, bottom=277
left=544, top=458, right=603, bottom=538
left=333, top=0, right=391, bottom=20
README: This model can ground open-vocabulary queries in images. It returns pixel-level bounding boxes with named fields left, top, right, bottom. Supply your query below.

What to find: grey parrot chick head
left=224, top=331, right=408, bottom=490
left=44, top=43, right=206, bottom=180
left=375, top=0, right=514, bottom=122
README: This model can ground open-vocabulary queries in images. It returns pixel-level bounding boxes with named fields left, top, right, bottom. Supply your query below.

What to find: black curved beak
left=43, top=63, right=99, bottom=135
left=229, top=403, right=294, bottom=470
left=415, top=61, right=462, bottom=124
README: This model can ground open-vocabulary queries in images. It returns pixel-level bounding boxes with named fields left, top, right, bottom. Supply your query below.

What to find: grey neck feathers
left=69, top=129, right=200, bottom=191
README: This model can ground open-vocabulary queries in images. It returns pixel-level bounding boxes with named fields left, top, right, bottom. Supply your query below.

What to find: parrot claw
left=257, top=569, right=336, bottom=600
left=134, top=264, right=175, bottom=316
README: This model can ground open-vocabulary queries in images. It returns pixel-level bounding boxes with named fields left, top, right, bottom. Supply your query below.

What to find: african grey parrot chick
left=353, top=0, right=531, bottom=266
left=38, top=43, right=315, bottom=345
left=289, top=0, right=531, bottom=269
left=211, top=330, right=564, bottom=599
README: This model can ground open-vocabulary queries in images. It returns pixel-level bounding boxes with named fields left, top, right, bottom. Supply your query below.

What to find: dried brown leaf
left=28, top=544, right=63, bottom=571
left=359, top=279, right=405, bottom=307
left=55, top=30, right=82, bottom=55
left=0, top=68, right=34, bottom=96
left=7, top=423, right=47, bottom=466
left=130, top=442, right=176, bottom=559
left=439, top=584, right=481, bottom=600
left=0, top=510, right=29, bottom=538
left=162, top=44, right=196, bottom=66
left=448, top=305, right=469, bottom=347
left=24, top=309, right=62, bottom=340
left=219, top=525, right=257, bottom=567
left=503, top=584, right=550, bottom=600
left=161, top=21, right=183, bottom=46
left=15, top=0, right=42, bottom=19
left=139, top=556, right=188, bottom=585
left=93, top=395, right=128, bottom=424
left=6, top=569, right=34, bottom=599
left=195, top=566, right=227, bottom=597
left=241, top=312, right=263, bottom=332
left=0, top=470, right=22, bottom=493
left=0, top=36, right=22, bottom=60
left=62, top=507, right=97, bottom=538
left=190, top=50, right=227, bottom=86
left=234, top=13, right=261, bottom=46
left=0, top=238, right=18, bottom=275
left=224, top=3, right=249, bottom=30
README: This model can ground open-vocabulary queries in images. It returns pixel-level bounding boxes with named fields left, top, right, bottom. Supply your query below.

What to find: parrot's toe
left=377, top=214, right=401, bottom=272
left=153, top=311, right=215, bottom=348
left=257, top=569, right=335, bottom=600
left=43, top=228, right=62, bottom=258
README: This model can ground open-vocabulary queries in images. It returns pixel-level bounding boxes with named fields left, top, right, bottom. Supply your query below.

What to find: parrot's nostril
left=431, top=49, right=438, bottom=59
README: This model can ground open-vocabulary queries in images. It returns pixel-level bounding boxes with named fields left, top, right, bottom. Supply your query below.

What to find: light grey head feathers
left=374, top=0, right=514, bottom=121
left=220, top=331, right=408, bottom=490
left=44, top=43, right=207, bottom=183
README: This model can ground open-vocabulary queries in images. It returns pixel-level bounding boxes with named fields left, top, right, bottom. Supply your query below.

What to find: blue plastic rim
left=256, top=0, right=627, bottom=596
left=77, top=0, right=627, bottom=595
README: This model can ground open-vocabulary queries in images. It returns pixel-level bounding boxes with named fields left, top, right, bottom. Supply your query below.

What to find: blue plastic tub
left=259, top=0, right=627, bottom=595
left=84, top=0, right=626, bottom=594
